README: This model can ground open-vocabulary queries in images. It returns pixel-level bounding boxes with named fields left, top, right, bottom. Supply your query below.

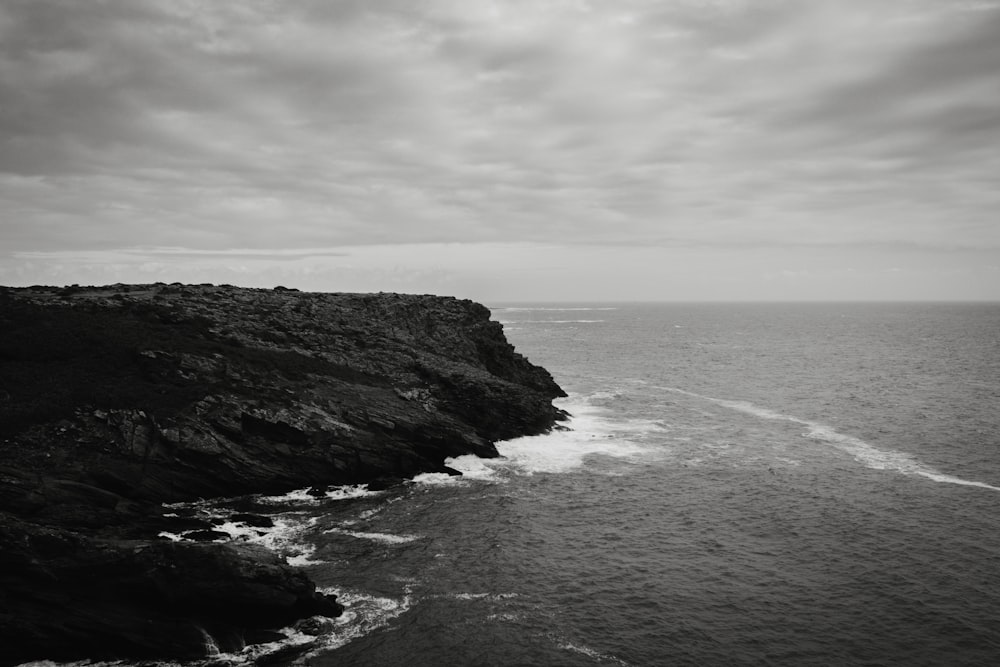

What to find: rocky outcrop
left=0, top=283, right=566, bottom=664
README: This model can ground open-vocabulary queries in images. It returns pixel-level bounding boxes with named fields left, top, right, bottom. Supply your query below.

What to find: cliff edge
left=0, top=283, right=566, bottom=664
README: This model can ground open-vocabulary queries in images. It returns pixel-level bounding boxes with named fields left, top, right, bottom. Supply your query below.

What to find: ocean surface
left=88, top=303, right=1000, bottom=666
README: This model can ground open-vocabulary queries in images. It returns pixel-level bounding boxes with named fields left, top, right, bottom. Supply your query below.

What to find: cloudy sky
left=1, top=0, right=998, bottom=301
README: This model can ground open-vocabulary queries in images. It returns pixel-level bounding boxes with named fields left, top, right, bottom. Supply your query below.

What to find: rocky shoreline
left=0, top=283, right=565, bottom=665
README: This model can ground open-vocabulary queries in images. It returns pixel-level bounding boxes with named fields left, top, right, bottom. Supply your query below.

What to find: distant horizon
left=6, top=281, right=998, bottom=306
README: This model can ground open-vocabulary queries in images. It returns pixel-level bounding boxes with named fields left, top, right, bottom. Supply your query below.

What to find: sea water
left=74, top=303, right=1000, bottom=666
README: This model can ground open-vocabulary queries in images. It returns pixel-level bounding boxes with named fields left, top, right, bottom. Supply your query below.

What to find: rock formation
left=0, top=283, right=565, bottom=664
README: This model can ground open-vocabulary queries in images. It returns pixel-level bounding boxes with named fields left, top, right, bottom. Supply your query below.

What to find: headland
left=0, top=283, right=565, bottom=664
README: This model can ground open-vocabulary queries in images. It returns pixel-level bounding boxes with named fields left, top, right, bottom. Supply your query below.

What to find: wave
left=492, top=395, right=652, bottom=475
left=159, top=513, right=327, bottom=567
left=192, top=586, right=413, bottom=665
left=256, top=484, right=378, bottom=505
left=411, top=453, right=503, bottom=486
left=661, top=387, right=1000, bottom=492
left=310, top=586, right=413, bottom=652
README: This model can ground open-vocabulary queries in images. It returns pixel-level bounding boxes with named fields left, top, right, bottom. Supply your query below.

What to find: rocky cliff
left=0, top=283, right=566, bottom=664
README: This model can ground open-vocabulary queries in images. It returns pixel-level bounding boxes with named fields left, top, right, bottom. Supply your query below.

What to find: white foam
left=410, top=453, right=503, bottom=486
left=446, top=454, right=503, bottom=481
left=286, top=548, right=327, bottom=567
left=325, top=484, right=379, bottom=501
left=491, top=397, right=649, bottom=475
left=211, top=515, right=324, bottom=565
left=324, top=528, right=421, bottom=544
left=449, top=592, right=518, bottom=601
left=257, top=487, right=321, bottom=505
left=307, top=586, right=413, bottom=652
left=411, top=471, right=463, bottom=486
left=915, top=471, right=1000, bottom=491
left=256, top=484, right=377, bottom=506
left=556, top=639, right=634, bottom=666
left=199, top=626, right=317, bottom=665
left=157, top=503, right=324, bottom=569
left=138, top=588, right=411, bottom=664
left=661, top=386, right=1000, bottom=492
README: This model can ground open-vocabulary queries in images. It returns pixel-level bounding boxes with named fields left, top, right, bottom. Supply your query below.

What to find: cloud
left=0, top=0, right=998, bottom=300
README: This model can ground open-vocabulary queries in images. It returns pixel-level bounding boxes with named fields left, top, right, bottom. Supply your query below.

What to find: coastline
left=0, top=283, right=565, bottom=665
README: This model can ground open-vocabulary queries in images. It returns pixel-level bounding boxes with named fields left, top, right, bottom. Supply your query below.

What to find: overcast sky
left=1, top=0, right=998, bottom=302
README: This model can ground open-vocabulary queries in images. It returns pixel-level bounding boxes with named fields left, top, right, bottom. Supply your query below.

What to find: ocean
left=101, top=303, right=1000, bottom=666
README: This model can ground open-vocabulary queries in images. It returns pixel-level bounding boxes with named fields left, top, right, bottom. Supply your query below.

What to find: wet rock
left=183, top=529, right=231, bottom=542
left=294, top=615, right=339, bottom=636
left=0, top=517, right=345, bottom=664
left=231, top=512, right=275, bottom=528
left=366, top=476, right=406, bottom=491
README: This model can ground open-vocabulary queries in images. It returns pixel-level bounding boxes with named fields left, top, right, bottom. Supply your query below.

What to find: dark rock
left=0, top=283, right=565, bottom=664
left=231, top=512, right=275, bottom=528
left=365, top=476, right=406, bottom=491
left=183, top=529, right=230, bottom=542
left=0, top=516, right=343, bottom=665
left=294, top=615, right=338, bottom=635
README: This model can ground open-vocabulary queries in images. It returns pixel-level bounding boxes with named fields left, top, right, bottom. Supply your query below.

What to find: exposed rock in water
left=0, top=283, right=566, bottom=665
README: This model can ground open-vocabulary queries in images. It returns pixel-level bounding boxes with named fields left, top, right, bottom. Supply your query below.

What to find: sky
left=1, top=0, right=999, bottom=302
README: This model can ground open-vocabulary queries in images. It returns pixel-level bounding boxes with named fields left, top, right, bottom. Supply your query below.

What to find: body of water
left=146, top=303, right=1000, bottom=666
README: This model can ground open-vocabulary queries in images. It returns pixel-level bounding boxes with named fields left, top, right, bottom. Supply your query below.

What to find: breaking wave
left=491, top=395, right=653, bottom=475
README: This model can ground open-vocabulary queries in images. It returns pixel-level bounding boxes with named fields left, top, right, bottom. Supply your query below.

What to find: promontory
left=0, top=283, right=565, bottom=665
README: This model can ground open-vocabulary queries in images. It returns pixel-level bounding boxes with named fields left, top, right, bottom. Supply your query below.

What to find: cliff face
left=0, top=283, right=566, bottom=664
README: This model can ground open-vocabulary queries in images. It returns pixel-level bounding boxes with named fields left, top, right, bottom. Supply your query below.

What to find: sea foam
left=323, top=528, right=421, bottom=544
left=661, top=386, right=1000, bottom=492
left=308, top=586, right=413, bottom=653
left=255, top=484, right=377, bottom=505
left=492, top=396, right=651, bottom=475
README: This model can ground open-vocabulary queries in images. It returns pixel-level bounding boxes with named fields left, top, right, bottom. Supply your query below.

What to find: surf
left=490, top=395, right=655, bottom=475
